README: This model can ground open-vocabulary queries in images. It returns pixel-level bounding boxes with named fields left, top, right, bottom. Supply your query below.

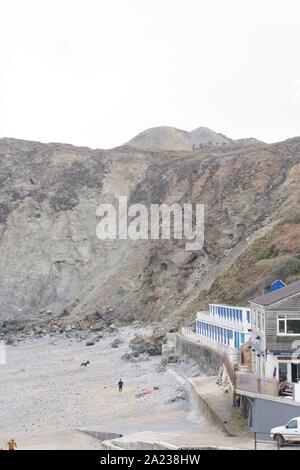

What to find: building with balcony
left=250, top=279, right=300, bottom=389
left=195, top=303, right=252, bottom=362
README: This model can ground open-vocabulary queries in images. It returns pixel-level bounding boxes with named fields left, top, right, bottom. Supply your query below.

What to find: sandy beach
left=0, top=326, right=210, bottom=449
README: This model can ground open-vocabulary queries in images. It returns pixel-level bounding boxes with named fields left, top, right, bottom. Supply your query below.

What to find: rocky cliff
left=1, top=135, right=300, bottom=333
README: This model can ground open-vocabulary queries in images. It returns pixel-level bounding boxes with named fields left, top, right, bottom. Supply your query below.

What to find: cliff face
left=1, top=136, right=300, bottom=331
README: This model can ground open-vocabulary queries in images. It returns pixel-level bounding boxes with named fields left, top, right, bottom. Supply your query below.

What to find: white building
left=195, top=303, right=251, bottom=361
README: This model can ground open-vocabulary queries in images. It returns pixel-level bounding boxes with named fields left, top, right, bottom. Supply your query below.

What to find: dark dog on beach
left=80, top=360, right=90, bottom=367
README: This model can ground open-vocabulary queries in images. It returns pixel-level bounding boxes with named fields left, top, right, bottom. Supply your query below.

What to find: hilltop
left=125, top=126, right=263, bottom=151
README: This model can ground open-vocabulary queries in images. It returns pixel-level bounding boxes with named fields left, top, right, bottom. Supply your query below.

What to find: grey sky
left=0, top=0, right=299, bottom=149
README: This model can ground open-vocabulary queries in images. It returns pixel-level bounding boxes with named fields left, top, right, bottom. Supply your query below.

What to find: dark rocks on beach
left=166, top=388, right=187, bottom=404
left=122, top=352, right=137, bottom=362
left=129, top=327, right=167, bottom=357
left=111, top=338, right=123, bottom=348
left=108, top=324, right=118, bottom=334
left=161, top=354, right=180, bottom=366
left=6, top=336, right=15, bottom=346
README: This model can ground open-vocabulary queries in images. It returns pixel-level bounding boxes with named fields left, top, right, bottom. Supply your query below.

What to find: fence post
left=254, top=432, right=257, bottom=450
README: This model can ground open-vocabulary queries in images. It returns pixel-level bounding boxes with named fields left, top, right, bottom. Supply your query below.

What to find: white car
left=271, top=417, right=300, bottom=447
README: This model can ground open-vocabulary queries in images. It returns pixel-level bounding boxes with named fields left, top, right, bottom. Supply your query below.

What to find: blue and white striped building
left=195, top=303, right=251, bottom=354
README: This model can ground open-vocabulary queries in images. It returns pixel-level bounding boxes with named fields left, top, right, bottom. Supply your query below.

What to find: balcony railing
left=196, top=311, right=247, bottom=333
left=235, top=371, right=279, bottom=396
left=222, top=354, right=279, bottom=397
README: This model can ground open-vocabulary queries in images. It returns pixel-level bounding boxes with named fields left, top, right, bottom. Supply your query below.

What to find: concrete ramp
left=77, top=427, right=122, bottom=441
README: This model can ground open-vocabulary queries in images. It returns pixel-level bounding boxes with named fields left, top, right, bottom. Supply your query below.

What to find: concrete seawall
left=188, top=378, right=230, bottom=435
left=175, top=333, right=222, bottom=375
left=188, top=377, right=252, bottom=438
left=174, top=334, right=251, bottom=439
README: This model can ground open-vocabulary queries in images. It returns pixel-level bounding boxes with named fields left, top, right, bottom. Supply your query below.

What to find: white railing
left=196, top=311, right=247, bottom=333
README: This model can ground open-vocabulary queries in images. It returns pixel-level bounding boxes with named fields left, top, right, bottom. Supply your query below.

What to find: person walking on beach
left=118, top=378, right=124, bottom=393
left=7, top=439, right=17, bottom=451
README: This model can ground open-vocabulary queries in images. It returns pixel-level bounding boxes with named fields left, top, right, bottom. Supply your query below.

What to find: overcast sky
left=0, top=0, right=299, bottom=148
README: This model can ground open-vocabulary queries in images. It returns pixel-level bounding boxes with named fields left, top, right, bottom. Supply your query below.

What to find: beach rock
left=111, top=338, right=123, bottom=348
left=121, top=352, right=139, bottom=363
left=6, top=336, right=15, bottom=345
left=129, top=328, right=167, bottom=357
left=108, top=324, right=118, bottom=333
left=166, top=388, right=187, bottom=404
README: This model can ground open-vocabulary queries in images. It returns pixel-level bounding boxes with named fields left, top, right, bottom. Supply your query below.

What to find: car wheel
left=275, top=434, right=284, bottom=448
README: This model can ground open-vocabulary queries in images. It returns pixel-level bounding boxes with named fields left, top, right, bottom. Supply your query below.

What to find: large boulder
left=129, top=328, right=167, bottom=356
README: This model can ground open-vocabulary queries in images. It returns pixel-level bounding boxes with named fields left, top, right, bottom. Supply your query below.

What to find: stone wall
left=175, top=333, right=222, bottom=375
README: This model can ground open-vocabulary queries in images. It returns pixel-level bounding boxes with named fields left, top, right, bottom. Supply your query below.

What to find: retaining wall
left=175, top=333, right=222, bottom=375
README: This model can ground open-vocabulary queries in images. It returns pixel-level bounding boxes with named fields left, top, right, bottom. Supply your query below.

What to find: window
left=257, top=311, right=261, bottom=330
left=278, top=362, right=288, bottom=382
left=286, top=420, right=298, bottom=429
left=287, top=320, right=300, bottom=334
left=278, top=318, right=285, bottom=333
left=261, top=313, right=265, bottom=332
left=277, top=315, right=300, bottom=335
left=246, top=311, right=251, bottom=323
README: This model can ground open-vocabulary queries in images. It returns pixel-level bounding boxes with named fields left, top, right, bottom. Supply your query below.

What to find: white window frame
left=277, top=315, right=300, bottom=336
left=257, top=311, right=261, bottom=330
left=261, top=312, right=265, bottom=332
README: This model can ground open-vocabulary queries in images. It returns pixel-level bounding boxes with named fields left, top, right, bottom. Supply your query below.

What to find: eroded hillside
left=0, top=136, right=300, bottom=333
